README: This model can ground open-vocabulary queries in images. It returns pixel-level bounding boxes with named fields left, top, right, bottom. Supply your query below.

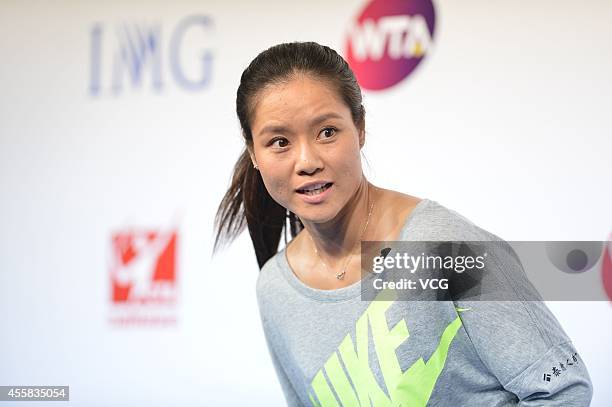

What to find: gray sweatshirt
left=256, top=198, right=593, bottom=406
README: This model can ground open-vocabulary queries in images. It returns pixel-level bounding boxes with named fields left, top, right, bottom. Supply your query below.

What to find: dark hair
left=213, top=41, right=365, bottom=269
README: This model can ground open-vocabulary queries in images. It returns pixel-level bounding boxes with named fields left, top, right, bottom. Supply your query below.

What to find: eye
left=319, top=127, right=337, bottom=140
left=269, top=137, right=289, bottom=148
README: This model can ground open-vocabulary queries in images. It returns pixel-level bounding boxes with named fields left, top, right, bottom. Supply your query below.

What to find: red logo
left=110, top=229, right=177, bottom=304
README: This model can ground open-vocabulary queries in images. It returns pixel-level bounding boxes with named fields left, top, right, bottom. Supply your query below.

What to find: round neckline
left=275, top=198, right=432, bottom=302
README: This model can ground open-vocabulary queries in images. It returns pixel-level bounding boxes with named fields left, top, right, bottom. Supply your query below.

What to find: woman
left=213, top=42, right=592, bottom=406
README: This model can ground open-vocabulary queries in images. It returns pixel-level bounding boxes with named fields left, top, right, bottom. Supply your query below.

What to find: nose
left=295, top=139, right=323, bottom=175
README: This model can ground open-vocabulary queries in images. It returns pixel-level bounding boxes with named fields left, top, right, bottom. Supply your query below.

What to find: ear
left=359, top=128, right=365, bottom=149
left=247, top=145, right=257, bottom=166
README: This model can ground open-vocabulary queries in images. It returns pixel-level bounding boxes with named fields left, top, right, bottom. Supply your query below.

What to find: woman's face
left=249, top=74, right=365, bottom=224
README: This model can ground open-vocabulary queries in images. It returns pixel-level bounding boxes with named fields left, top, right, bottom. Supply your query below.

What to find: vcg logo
left=345, top=0, right=436, bottom=91
left=89, top=15, right=213, bottom=96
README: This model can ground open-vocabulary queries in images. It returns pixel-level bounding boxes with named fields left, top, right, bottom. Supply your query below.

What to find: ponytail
left=213, top=147, right=303, bottom=269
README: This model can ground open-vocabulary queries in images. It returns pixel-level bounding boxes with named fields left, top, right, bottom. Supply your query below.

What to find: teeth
left=302, top=183, right=330, bottom=195
left=303, top=183, right=327, bottom=191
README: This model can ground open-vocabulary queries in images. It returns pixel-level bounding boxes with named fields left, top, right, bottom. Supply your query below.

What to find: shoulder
left=255, top=249, right=286, bottom=306
left=374, top=187, right=503, bottom=242
left=401, top=198, right=504, bottom=242
left=256, top=252, right=280, bottom=291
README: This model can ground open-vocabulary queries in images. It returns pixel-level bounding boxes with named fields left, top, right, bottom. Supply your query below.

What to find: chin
left=295, top=207, right=337, bottom=224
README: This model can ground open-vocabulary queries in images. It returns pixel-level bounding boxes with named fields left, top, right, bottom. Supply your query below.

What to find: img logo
left=90, top=15, right=213, bottom=96
left=345, top=0, right=435, bottom=91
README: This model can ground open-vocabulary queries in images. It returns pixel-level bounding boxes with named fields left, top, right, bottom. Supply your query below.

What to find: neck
left=300, top=176, right=375, bottom=267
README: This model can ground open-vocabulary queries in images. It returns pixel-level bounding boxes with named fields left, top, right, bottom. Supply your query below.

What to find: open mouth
left=297, top=182, right=333, bottom=196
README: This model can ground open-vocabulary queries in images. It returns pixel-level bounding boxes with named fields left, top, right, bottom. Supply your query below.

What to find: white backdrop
left=0, top=0, right=610, bottom=406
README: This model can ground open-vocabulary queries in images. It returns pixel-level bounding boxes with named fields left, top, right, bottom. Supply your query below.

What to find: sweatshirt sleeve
left=258, top=295, right=304, bottom=407
left=452, top=241, right=593, bottom=405
left=256, top=261, right=305, bottom=406
left=261, top=322, right=305, bottom=407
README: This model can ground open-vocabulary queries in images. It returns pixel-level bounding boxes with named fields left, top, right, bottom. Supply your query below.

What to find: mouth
left=296, top=182, right=333, bottom=196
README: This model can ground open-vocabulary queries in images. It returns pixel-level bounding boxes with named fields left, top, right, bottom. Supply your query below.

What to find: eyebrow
left=309, top=112, right=344, bottom=127
left=256, top=112, right=344, bottom=138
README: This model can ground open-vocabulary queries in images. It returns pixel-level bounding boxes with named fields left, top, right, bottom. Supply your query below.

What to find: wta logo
left=345, top=0, right=436, bottom=91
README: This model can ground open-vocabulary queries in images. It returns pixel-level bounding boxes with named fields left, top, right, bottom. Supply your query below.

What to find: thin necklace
left=310, top=185, right=376, bottom=280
